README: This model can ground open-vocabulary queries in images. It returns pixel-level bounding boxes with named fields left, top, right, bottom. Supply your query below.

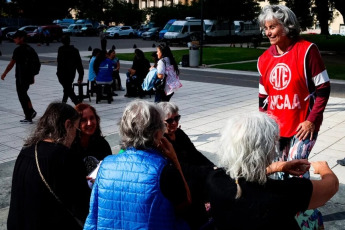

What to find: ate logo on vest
left=269, top=63, right=291, bottom=90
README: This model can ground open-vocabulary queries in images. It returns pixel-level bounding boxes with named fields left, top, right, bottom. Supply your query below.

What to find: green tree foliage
left=314, top=0, right=332, bottom=35
left=332, top=0, right=345, bottom=22
left=7, top=0, right=78, bottom=23
left=285, top=0, right=313, bottom=30
left=104, top=1, right=143, bottom=26
left=144, top=2, right=201, bottom=28
left=203, top=0, right=260, bottom=22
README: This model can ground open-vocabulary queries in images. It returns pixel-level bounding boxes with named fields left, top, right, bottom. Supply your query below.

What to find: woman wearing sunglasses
left=158, top=102, right=214, bottom=229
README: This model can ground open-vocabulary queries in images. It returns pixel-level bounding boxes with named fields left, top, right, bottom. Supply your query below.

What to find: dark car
left=80, top=24, right=99, bottom=36
left=6, top=25, right=38, bottom=40
left=1, top=26, right=19, bottom=40
left=141, top=27, right=161, bottom=40
left=27, top=25, right=63, bottom=42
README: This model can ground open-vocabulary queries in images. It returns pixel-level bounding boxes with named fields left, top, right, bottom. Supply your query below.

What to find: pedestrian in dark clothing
left=56, top=35, right=84, bottom=105
left=99, top=29, right=107, bottom=51
left=1, top=30, right=38, bottom=123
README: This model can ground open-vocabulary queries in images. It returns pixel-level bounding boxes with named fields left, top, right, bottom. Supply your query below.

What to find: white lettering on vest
left=269, top=63, right=291, bottom=90
left=269, top=94, right=301, bottom=110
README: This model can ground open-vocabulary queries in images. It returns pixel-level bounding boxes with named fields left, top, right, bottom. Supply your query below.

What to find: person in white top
left=155, top=43, right=180, bottom=103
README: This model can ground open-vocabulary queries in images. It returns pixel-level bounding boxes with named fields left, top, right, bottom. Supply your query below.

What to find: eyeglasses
left=75, top=126, right=81, bottom=132
left=165, top=115, right=181, bottom=124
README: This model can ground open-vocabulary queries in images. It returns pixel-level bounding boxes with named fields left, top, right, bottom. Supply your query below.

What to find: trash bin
left=189, top=47, right=199, bottom=67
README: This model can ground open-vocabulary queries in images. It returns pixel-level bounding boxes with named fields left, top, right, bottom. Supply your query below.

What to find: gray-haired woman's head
left=157, top=102, right=179, bottom=120
left=216, top=112, right=279, bottom=186
left=258, top=5, right=300, bottom=39
left=119, top=100, right=165, bottom=149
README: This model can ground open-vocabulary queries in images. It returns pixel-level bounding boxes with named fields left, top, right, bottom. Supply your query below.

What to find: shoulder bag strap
left=35, top=143, right=84, bottom=228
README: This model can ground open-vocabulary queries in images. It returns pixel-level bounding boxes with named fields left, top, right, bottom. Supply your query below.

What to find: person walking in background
left=99, top=28, right=107, bottom=51
left=7, top=102, right=90, bottom=230
left=1, top=30, right=38, bottom=123
left=56, top=35, right=84, bottom=105
left=155, top=43, right=180, bottom=103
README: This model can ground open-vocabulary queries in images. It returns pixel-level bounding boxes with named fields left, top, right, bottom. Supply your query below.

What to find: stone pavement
left=0, top=51, right=345, bottom=229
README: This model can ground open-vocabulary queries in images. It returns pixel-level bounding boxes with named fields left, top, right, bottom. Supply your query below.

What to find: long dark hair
left=158, top=43, right=179, bottom=75
left=93, top=49, right=107, bottom=74
left=25, top=102, right=80, bottom=146
left=75, top=103, right=102, bottom=137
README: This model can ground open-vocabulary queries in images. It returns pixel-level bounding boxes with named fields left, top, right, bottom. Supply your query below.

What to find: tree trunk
left=315, top=0, right=330, bottom=35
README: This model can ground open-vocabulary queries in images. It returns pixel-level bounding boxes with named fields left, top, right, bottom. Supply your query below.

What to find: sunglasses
left=165, top=115, right=181, bottom=124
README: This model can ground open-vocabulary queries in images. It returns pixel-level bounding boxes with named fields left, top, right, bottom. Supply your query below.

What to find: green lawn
left=117, top=35, right=345, bottom=80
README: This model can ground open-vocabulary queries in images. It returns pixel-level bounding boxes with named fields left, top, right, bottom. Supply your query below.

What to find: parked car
left=80, top=24, right=99, bottom=36
left=6, top=25, right=38, bottom=40
left=105, top=26, right=135, bottom=38
left=1, top=26, right=19, bottom=40
left=26, top=25, right=63, bottom=42
left=136, top=27, right=150, bottom=38
left=63, top=24, right=92, bottom=36
left=141, top=27, right=161, bottom=40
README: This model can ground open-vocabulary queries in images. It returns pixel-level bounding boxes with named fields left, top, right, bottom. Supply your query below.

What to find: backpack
left=26, top=46, right=41, bottom=76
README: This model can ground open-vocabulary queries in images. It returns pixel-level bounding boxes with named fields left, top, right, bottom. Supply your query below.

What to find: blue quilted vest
left=84, top=148, right=190, bottom=230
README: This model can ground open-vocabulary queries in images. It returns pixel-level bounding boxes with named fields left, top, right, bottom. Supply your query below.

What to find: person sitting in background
left=158, top=102, right=214, bottom=229
left=125, top=49, right=150, bottom=98
left=93, top=50, right=114, bottom=101
left=7, top=102, right=90, bottom=230
left=142, top=51, right=160, bottom=92
left=84, top=100, right=191, bottom=230
left=205, top=112, right=339, bottom=230
left=70, top=103, right=112, bottom=176
left=107, top=49, right=124, bottom=92
left=88, top=48, right=101, bottom=92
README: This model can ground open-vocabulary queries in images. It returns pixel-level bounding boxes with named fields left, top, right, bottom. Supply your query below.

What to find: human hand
left=282, top=159, right=311, bottom=176
left=157, top=137, right=178, bottom=163
left=311, top=161, right=330, bottom=175
left=86, top=176, right=96, bottom=184
left=296, top=120, right=315, bottom=140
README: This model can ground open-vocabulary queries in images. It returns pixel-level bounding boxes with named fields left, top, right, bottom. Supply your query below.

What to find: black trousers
left=59, top=78, right=79, bottom=104
left=101, top=39, right=107, bottom=51
left=16, top=80, right=34, bottom=119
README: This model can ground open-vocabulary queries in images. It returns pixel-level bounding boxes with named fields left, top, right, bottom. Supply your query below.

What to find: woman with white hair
left=84, top=100, right=191, bottom=230
left=205, top=112, right=338, bottom=230
left=257, top=5, right=330, bottom=177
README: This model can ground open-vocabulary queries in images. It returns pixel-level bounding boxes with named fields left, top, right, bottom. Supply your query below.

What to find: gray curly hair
left=119, top=100, right=166, bottom=149
left=215, top=112, right=279, bottom=198
left=258, top=5, right=301, bottom=39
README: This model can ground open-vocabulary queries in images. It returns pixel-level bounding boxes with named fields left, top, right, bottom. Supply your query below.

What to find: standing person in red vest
left=258, top=5, right=330, bottom=174
left=257, top=5, right=331, bottom=229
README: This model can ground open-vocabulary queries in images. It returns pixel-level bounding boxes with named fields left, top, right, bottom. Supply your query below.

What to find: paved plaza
left=0, top=50, right=345, bottom=229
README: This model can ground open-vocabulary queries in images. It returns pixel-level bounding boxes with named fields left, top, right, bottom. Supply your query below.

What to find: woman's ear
left=64, top=119, right=73, bottom=130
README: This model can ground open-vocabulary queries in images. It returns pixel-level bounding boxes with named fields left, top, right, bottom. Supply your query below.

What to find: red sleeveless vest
left=258, top=40, right=313, bottom=137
